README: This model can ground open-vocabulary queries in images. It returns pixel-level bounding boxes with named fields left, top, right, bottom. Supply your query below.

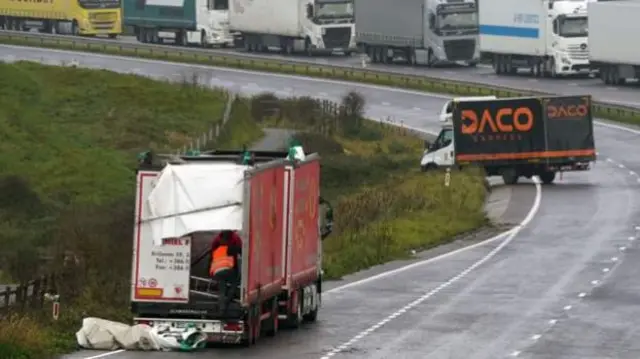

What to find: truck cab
left=545, top=0, right=590, bottom=75
left=421, top=96, right=496, bottom=171
left=302, top=0, right=356, bottom=54
left=424, top=0, right=480, bottom=65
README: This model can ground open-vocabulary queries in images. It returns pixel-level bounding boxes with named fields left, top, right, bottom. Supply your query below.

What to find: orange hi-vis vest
left=209, top=245, right=235, bottom=277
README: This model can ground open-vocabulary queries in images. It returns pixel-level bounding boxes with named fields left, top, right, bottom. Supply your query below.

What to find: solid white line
left=83, top=350, right=126, bottom=359
left=319, top=178, right=542, bottom=358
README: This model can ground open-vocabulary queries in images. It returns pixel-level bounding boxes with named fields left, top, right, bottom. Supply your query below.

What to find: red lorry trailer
left=130, top=150, right=329, bottom=345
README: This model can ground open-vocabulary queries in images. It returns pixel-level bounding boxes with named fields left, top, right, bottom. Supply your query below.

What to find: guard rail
left=0, top=30, right=638, bottom=124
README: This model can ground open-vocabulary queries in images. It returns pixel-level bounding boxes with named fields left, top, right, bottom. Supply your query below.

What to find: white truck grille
left=567, top=44, right=588, bottom=60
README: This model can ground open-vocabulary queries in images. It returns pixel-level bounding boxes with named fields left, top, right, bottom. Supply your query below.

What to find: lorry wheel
left=200, top=30, right=207, bottom=48
left=501, top=169, right=518, bottom=185
left=303, top=305, right=318, bottom=322
left=492, top=55, right=501, bottom=74
left=421, top=163, right=437, bottom=172
left=285, top=294, right=303, bottom=329
left=263, top=300, right=278, bottom=337
left=539, top=171, right=556, bottom=184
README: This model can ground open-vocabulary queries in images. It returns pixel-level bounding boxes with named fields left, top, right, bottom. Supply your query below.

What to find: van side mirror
left=306, top=3, right=313, bottom=18
left=424, top=140, right=431, bottom=149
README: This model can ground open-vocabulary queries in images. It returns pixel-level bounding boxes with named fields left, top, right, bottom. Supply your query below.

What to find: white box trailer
left=229, top=0, right=356, bottom=55
left=479, top=0, right=591, bottom=77
left=354, top=0, right=480, bottom=66
left=588, top=1, right=640, bottom=84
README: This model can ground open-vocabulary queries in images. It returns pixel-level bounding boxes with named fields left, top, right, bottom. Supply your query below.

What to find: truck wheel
left=303, top=305, right=318, bottom=322
left=285, top=293, right=303, bottom=329
left=421, top=163, right=437, bottom=172
left=501, top=168, right=518, bottom=185
left=539, top=171, right=556, bottom=184
left=305, top=38, right=313, bottom=56
left=492, top=55, right=501, bottom=74
left=241, top=305, right=259, bottom=346
left=200, top=30, right=207, bottom=48
left=263, top=299, right=278, bottom=337
left=71, top=20, right=79, bottom=36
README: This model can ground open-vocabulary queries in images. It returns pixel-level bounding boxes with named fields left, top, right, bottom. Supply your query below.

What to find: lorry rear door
left=241, top=162, right=287, bottom=306
left=541, top=95, right=596, bottom=162
left=131, top=170, right=192, bottom=304
left=452, top=96, right=547, bottom=165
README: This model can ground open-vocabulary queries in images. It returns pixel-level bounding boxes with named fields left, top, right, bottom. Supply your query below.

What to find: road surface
left=2, top=45, right=639, bottom=359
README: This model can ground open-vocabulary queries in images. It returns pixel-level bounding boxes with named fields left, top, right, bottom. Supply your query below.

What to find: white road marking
left=531, top=334, right=542, bottom=341
left=578, top=292, right=587, bottom=298
left=564, top=305, right=572, bottom=311
left=591, top=280, right=600, bottom=285
left=602, top=268, right=610, bottom=273
left=84, top=350, right=126, bottom=359
left=319, top=178, right=542, bottom=358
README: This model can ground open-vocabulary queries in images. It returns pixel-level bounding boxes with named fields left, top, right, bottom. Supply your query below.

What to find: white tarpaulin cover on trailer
left=144, top=163, right=249, bottom=245
left=75, top=317, right=207, bottom=351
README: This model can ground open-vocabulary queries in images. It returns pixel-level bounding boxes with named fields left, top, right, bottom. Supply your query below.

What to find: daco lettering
left=461, top=107, right=534, bottom=135
left=547, top=100, right=588, bottom=119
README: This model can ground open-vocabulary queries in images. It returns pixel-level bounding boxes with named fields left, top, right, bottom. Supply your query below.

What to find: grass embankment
left=0, top=64, right=486, bottom=358
left=249, top=92, right=488, bottom=279
left=0, top=61, right=263, bottom=358
left=1, top=35, right=638, bottom=125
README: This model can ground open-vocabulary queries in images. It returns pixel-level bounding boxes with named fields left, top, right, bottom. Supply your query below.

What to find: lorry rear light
left=137, top=320, right=151, bottom=326
left=223, top=322, right=242, bottom=332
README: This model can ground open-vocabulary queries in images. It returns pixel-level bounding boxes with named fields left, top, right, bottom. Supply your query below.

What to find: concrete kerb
left=1, top=30, right=639, bottom=125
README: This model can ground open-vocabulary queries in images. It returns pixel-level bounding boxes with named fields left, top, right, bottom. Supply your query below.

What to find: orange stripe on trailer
left=136, top=288, right=164, bottom=298
left=456, top=149, right=596, bottom=161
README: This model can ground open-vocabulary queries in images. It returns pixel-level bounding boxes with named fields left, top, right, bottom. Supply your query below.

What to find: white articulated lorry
left=355, top=0, right=480, bottom=66
left=229, top=0, right=356, bottom=55
left=479, top=0, right=591, bottom=77
left=589, top=1, right=640, bottom=85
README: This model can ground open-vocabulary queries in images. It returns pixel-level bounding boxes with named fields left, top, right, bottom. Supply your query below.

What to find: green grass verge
left=1, top=34, right=639, bottom=125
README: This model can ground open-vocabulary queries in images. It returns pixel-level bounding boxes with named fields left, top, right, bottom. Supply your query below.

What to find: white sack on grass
left=76, top=317, right=207, bottom=352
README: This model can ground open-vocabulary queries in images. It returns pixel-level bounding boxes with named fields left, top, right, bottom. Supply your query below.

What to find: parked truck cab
left=125, top=0, right=234, bottom=47
left=480, top=0, right=591, bottom=77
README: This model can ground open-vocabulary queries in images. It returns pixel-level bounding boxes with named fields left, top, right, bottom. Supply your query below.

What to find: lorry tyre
left=539, top=171, right=556, bottom=184
left=407, top=49, right=417, bottom=65
left=533, top=62, right=543, bottom=77
left=501, top=168, right=518, bottom=185
left=305, top=37, right=313, bottom=56
left=421, top=163, right=437, bottom=172
left=241, top=305, right=259, bottom=346
left=492, top=55, right=501, bottom=74
left=71, top=20, right=79, bottom=36
left=263, top=299, right=279, bottom=337
left=200, top=30, right=207, bottom=48
left=285, top=293, right=303, bottom=329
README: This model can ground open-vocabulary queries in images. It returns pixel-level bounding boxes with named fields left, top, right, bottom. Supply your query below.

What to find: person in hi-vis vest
left=209, top=230, right=242, bottom=312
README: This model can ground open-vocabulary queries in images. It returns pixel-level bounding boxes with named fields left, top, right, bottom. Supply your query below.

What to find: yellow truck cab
left=0, top=0, right=122, bottom=37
